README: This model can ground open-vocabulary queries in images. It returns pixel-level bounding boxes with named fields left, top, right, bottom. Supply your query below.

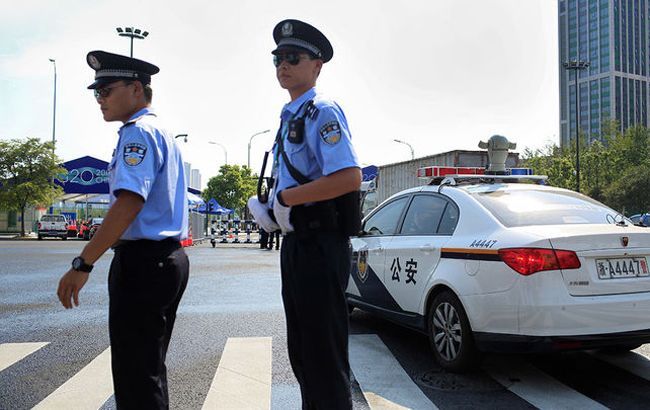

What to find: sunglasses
left=93, top=83, right=132, bottom=99
left=273, top=53, right=312, bottom=67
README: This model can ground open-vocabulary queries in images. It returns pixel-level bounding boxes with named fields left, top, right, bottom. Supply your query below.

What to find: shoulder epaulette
left=305, top=100, right=319, bottom=120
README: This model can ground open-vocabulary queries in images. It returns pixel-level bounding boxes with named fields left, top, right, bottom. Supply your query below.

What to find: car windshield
left=468, top=186, right=624, bottom=227
left=41, top=215, right=65, bottom=222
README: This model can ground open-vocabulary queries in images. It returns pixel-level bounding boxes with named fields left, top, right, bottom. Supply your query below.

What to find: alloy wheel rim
left=432, top=302, right=462, bottom=361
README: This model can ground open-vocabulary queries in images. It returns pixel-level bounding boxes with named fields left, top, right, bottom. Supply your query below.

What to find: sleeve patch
left=319, top=121, right=341, bottom=145
left=123, top=143, right=147, bottom=166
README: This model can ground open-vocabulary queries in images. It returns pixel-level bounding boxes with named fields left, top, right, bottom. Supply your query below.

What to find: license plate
left=596, top=257, right=649, bottom=279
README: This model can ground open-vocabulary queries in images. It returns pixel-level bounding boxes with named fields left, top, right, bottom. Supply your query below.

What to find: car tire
left=61, top=236, right=67, bottom=240
left=37, top=235, right=42, bottom=240
left=427, top=291, right=480, bottom=372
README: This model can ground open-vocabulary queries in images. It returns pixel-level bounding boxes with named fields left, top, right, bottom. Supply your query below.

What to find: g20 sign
left=57, top=167, right=109, bottom=186
left=56, top=156, right=110, bottom=194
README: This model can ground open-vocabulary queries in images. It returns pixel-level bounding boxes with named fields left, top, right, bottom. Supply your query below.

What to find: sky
left=0, top=0, right=560, bottom=189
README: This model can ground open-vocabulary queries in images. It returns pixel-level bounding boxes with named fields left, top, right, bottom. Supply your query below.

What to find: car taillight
left=498, top=248, right=581, bottom=276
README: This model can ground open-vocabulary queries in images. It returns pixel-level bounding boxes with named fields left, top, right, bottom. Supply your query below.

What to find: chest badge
left=123, top=143, right=147, bottom=166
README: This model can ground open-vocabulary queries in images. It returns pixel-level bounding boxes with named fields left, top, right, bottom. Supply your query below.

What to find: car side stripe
left=441, top=248, right=501, bottom=261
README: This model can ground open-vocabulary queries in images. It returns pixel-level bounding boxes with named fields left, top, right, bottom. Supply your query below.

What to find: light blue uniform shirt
left=273, top=88, right=359, bottom=199
left=108, top=107, right=188, bottom=240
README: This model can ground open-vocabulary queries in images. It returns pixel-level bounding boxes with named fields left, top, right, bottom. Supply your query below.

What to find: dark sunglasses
left=93, top=83, right=132, bottom=99
left=273, top=53, right=311, bottom=67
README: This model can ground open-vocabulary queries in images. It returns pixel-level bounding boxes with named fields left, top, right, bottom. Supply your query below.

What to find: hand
left=57, top=269, right=89, bottom=309
left=273, top=192, right=294, bottom=234
left=247, top=196, right=280, bottom=233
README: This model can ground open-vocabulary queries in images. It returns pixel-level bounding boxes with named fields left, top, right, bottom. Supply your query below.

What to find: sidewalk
left=0, top=232, right=37, bottom=240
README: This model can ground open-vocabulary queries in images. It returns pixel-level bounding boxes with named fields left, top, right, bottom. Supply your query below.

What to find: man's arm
left=279, top=167, right=361, bottom=206
left=56, top=191, right=144, bottom=309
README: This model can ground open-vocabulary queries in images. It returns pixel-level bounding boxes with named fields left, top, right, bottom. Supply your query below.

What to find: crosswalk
left=2, top=338, right=650, bottom=409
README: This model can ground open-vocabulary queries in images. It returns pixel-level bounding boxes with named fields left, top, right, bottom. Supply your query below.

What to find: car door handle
left=371, top=246, right=384, bottom=253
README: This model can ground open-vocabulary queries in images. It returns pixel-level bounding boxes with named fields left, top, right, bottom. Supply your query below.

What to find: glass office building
left=559, top=0, right=648, bottom=147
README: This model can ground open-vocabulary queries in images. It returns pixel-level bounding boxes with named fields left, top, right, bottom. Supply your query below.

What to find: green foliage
left=0, top=138, right=66, bottom=235
left=203, top=165, right=257, bottom=216
left=602, top=164, right=650, bottom=215
left=522, top=122, right=650, bottom=213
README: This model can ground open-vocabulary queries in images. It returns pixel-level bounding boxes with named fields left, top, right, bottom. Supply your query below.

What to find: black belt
left=290, top=201, right=341, bottom=234
left=112, top=237, right=181, bottom=252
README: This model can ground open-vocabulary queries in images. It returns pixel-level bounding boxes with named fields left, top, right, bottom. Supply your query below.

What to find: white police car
left=346, top=165, right=650, bottom=372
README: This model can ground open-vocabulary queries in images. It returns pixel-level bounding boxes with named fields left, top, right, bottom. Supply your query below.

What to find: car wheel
left=61, top=236, right=67, bottom=240
left=37, top=235, right=42, bottom=240
left=427, top=291, right=480, bottom=372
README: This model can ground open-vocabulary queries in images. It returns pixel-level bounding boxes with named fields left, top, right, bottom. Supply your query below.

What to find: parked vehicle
left=67, top=220, right=78, bottom=238
left=37, top=214, right=68, bottom=240
left=84, top=217, right=104, bottom=240
left=347, top=169, right=650, bottom=372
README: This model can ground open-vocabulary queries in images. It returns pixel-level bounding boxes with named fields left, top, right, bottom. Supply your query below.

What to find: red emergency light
left=416, top=166, right=485, bottom=178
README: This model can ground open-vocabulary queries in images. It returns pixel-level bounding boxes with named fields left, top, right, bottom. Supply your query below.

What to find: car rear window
left=41, top=215, right=65, bottom=222
left=469, top=187, right=621, bottom=227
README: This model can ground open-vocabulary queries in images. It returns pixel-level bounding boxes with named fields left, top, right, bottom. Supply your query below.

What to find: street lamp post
left=48, top=58, right=57, bottom=148
left=208, top=141, right=228, bottom=165
left=393, top=138, right=414, bottom=160
left=563, top=59, right=590, bottom=193
left=247, top=129, right=271, bottom=169
left=175, top=134, right=188, bottom=143
left=116, top=27, right=149, bottom=57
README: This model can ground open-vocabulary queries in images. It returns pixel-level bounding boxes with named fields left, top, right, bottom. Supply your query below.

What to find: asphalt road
left=2, top=239, right=650, bottom=409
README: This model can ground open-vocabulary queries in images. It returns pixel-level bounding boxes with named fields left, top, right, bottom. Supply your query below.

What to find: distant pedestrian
left=259, top=228, right=269, bottom=249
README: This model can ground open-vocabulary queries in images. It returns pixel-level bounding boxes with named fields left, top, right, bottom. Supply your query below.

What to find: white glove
left=247, top=196, right=280, bottom=233
left=273, top=192, right=294, bottom=234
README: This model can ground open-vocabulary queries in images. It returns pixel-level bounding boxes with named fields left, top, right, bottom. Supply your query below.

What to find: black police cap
left=86, top=50, right=159, bottom=89
left=272, top=19, right=333, bottom=63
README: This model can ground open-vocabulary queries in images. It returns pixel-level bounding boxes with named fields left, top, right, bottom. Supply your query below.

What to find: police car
left=347, top=139, right=650, bottom=372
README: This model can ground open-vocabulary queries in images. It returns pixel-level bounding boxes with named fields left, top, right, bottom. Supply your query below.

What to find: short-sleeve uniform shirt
left=108, top=107, right=188, bottom=240
left=273, top=87, right=359, bottom=200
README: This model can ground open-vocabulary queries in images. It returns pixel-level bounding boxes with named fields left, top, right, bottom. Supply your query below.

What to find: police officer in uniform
left=248, top=19, right=361, bottom=409
left=57, top=50, right=189, bottom=409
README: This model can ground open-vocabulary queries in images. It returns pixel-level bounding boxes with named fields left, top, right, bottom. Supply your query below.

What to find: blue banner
left=55, top=156, right=109, bottom=194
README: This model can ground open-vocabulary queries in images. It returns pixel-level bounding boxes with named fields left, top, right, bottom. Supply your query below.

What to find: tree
left=0, top=138, right=65, bottom=236
left=521, top=144, right=575, bottom=190
left=603, top=164, right=650, bottom=215
left=203, top=165, right=257, bottom=217
left=521, top=120, right=650, bottom=214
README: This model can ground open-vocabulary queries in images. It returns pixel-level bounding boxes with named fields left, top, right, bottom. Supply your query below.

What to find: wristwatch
left=71, top=256, right=94, bottom=273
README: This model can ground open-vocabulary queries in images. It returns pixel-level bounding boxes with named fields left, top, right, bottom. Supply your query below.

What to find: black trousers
left=281, top=232, right=352, bottom=410
left=108, top=239, right=189, bottom=410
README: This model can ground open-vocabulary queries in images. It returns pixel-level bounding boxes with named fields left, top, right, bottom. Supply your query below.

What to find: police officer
left=57, top=50, right=189, bottom=409
left=248, top=19, right=361, bottom=409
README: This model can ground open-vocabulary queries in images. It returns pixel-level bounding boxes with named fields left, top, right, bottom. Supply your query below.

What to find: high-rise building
left=191, top=169, right=202, bottom=190
left=559, top=0, right=648, bottom=148
left=183, top=162, right=191, bottom=187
